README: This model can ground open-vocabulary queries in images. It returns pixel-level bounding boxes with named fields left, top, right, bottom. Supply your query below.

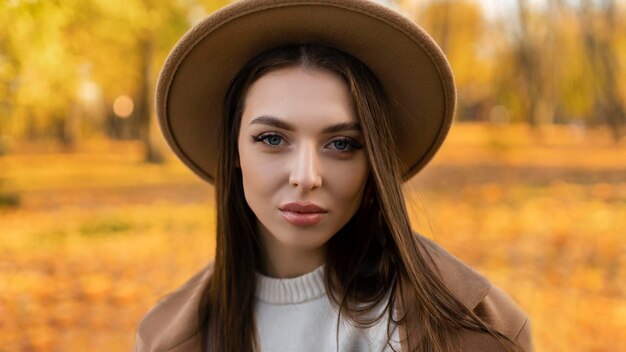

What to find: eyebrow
left=249, top=115, right=361, bottom=133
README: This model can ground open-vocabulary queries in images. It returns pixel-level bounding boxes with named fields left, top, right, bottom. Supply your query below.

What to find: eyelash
left=251, top=133, right=364, bottom=152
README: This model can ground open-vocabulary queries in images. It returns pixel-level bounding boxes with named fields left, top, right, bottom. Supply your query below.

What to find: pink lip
left=279, top=202, right=327, bottom=213
left=279, top=202, right=328, bottom=226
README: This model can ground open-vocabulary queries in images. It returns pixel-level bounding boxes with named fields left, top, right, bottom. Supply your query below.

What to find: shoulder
left=471, top=284, right=534, bottom=351
left=415, top=234, right=534, bottom=351
left=133, top=261, right=214, bottom=352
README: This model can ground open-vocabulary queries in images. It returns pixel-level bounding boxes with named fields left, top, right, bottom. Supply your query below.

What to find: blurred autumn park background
left=0, top=0, right=625, bottom=350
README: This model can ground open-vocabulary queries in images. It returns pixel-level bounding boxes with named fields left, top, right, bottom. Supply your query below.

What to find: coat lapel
left=414, top=235, right=491, bottom=310
left=396, top=235, right=492, bottom=352
left=135, top=262, right=213, bottom=352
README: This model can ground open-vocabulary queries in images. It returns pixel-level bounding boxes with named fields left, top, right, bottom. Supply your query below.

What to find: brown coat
left=133, top=236, right=534, bottom=352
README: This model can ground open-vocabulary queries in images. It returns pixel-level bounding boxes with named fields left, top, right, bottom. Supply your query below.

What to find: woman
left=134, top=1, right=533, bottom=351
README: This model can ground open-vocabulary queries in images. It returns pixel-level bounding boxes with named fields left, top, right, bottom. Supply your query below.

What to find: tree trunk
left=515, top=0, right=541, bottom=129
left=577, top=0, right=625, bottom=141
left=136, top=34, right=163, bottom=163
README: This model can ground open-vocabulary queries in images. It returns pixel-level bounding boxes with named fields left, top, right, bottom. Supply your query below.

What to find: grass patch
left=0, top=192, right=20, bottom=208
left=79, top=218, right=133, bottom=237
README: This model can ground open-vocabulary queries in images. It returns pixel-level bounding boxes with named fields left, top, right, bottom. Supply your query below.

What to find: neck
left=257, top=224, right=327, bottom=278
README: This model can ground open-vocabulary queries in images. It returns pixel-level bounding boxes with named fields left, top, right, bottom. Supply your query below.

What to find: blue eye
left=328, top=138, right=363, bottom=152
left=265, top=135, right=282, bottom=146
left=332, top=139, right=349, bottom=150
left=252, top=133, right=285, bottom=146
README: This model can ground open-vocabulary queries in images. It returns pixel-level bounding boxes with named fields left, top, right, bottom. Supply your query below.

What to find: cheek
left=239, top=149, right=266, bottom=198
left=328, top=156, right=369, bottom=206
left=237, top=140, right=285, bottom=206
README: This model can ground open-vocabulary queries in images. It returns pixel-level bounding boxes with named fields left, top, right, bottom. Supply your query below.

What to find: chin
left=276, top=227, right=334, bottom=250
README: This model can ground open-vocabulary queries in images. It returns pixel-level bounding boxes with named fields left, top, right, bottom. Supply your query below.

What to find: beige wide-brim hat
left=156, top=0, right=456, bottom=185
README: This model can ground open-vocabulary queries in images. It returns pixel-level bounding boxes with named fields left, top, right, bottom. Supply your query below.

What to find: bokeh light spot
left=113, top=95, right=134, bottom=118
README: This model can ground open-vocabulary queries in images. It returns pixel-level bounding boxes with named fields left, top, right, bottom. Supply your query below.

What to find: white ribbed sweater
left=249, top=264, right=401, bottom=352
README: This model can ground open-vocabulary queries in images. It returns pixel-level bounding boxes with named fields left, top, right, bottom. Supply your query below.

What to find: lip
left=279, top=202, right=328, bottom=213
left=279, top=202, right=328, bottom=226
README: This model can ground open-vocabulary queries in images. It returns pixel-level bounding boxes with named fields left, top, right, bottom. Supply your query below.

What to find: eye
left=326, top=137, right=363, bottom=152
left=251, top=133, right=287, bottom=147
left=264, top=135, right=282, bottom=146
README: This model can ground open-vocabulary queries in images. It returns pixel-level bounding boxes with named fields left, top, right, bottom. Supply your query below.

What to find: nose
left=289, top=143, right=322, bottom=191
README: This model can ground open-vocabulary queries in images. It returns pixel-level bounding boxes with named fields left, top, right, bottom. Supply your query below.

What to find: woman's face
left=237, top=66, right=369, bottom=275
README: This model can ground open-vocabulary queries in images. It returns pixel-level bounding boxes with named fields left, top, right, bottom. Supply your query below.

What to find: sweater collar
left=255, top=264, right=327, bottom=304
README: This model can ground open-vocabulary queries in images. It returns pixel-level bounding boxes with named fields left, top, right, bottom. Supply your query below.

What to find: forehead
left=241, top=66, right=357, bottom=130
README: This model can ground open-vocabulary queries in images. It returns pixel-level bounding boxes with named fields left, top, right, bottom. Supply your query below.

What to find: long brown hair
left=203, top=43, right=522, bottom=352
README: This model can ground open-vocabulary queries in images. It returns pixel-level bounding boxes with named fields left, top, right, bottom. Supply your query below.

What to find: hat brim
left=156, top=0, right=456, bottom=185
